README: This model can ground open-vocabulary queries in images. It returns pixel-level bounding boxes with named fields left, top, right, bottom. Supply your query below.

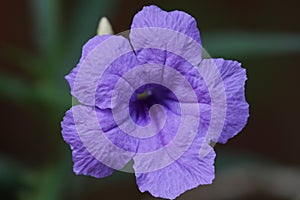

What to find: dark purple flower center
left=129, top=83, right=179, bottom=126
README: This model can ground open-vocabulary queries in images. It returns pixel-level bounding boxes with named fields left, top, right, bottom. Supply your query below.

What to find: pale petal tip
left=97, top=17, right=114, bottom=36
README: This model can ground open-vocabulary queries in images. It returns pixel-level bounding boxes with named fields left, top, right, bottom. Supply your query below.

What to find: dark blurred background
left=1, top=0, right=300, bottom=200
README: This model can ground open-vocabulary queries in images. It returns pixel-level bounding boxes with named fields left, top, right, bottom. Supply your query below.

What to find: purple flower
left=61, top=5, right=249, bottom=200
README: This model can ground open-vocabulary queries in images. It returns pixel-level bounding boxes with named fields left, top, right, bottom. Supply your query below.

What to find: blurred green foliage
left=1, top=0, right=118, bottom=199
left=203, top=31, right=300, bottom=58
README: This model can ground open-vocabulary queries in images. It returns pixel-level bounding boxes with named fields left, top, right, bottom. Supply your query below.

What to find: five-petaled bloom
left=61, top=5, right=249, bottom=200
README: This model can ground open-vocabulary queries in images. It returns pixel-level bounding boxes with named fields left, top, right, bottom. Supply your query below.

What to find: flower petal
left=129, top=49, right=211, bottom=104
left=131, top=5, right=201, bottom=44
left=61, top=106, right=114, bottom=178
left=61, top=105, right=137, bottom=173
left=134, top=105, right=181, bottom=153
left=67, top=35, right=134, bottom=106
left=65, top=35, right=111, bottom=92
left=130, top=5, right=202, bottom=66
left=134, top=143, right=215, bottom=199
left=96, top=108, right=140, bottom=154
left=95, top=51, right=139, bottom=109
left=199, top=58, right=249, bottom=144
left=106, top=62, right=205, bottom=155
